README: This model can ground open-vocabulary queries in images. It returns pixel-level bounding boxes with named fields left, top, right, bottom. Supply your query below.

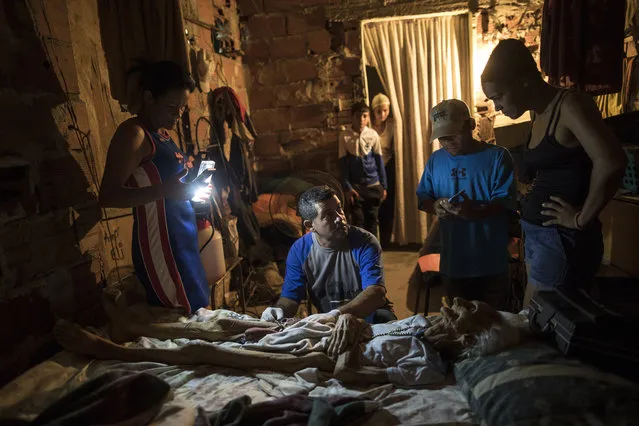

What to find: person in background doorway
left=260, top=185, right=396, bottom=325
left=99, top=61, right=211, bottom=314
left=417, top=99, right=516, bottom=311
left=339, top=102, right=388, bottom=238
left=371, top=93, right=396, bottom=248
left=481, top=39, right=626, bottom=305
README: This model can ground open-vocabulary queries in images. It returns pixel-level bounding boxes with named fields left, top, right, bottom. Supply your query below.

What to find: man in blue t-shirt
left=261, top=186, right=395, bottom=324
left=416, top=99, right=515, bottom=310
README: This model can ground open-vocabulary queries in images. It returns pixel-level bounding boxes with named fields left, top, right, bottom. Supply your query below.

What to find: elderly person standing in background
left=371, top=93, right=396, bottom=248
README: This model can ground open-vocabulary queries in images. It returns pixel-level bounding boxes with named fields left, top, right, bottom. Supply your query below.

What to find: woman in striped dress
left=99, top=61, right=209, bottom=314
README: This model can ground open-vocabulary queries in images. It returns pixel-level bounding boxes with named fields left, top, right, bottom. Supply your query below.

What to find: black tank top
left=521, top=91, right=592, bottom=225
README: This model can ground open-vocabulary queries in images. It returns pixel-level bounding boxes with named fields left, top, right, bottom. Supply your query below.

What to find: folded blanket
left=0, top=371, right=171, bottom=426
left=206, top=394, right=379, bottom=426
left=243, top=320, right=334, bottom=355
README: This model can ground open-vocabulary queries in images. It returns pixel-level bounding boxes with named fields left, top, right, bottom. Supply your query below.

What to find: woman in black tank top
left=521, top=90, right=594, bottom=225
left=479, top=39, right=626, bottom=305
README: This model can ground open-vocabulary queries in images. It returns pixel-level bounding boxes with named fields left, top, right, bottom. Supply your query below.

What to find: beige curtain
left=362, top=12, right=472, bottom=245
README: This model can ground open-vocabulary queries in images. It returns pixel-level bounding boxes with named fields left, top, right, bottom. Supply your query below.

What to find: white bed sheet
left=0, top=345, right=477, bottom=425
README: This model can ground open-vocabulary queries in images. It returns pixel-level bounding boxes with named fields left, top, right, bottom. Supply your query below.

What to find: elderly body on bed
left=54, top=298, right=520, bottom=387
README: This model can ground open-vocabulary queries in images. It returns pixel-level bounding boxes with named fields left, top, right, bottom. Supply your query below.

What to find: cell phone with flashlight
left=447, top=189, right=466, bottom=203
left=192, top=160, right=216, bottom=185
left=193, top=169, right=214, bottom=185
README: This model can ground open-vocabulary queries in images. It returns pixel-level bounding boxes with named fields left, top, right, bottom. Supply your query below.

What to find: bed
left=2, top=291, right=638, bottom=426
left=0, top=281, right=476, bottom=426
left=0, top=341, right=476, bottom=425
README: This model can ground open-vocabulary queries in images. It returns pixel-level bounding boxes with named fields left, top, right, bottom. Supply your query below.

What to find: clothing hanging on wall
left=210, top=133, right=261, bottom=258
left=209, top=87, right=258, bottom=204
left=540, top=0, right=626, bottom=95
left=209, top=87, right=260, bottom=258
left=210, top=86, right=258, bottom=143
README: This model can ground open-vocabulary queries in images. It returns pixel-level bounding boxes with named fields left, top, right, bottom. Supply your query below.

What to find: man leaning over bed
left=261, top=185, right=396, bottom=325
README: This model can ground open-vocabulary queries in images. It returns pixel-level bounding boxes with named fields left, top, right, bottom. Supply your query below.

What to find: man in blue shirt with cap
left=417, top=99, right=515, bottom=310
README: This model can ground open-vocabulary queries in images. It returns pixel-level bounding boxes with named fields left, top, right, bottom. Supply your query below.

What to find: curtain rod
left=361, top=9, right=469, bottom=25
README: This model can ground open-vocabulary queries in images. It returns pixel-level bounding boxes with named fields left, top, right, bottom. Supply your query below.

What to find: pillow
left=455, top=341, right=639, bottom=425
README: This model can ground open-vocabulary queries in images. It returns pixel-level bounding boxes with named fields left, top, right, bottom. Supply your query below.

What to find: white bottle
left=197, top=218, right=226, bottom=287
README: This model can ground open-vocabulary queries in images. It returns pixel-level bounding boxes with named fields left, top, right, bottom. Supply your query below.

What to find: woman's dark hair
left=298, top=185, right=338, bottom=222
left=481, top=39, right=541, bottom=84
left=128, top=60, right=196, bottom=98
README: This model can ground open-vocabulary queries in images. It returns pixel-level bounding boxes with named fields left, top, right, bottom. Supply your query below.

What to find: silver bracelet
left=574, top=211, right=584, bottom=230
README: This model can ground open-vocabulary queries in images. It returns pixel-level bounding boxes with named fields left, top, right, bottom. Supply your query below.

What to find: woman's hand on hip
left=541, top=196, right=580, bottom=228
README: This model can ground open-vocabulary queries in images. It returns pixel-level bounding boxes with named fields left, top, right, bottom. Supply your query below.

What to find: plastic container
left=197, top=218, right=226, bottom=286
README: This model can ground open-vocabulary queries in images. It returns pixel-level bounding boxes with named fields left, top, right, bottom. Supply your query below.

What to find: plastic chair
left=414, top=253, right=441, bottom=315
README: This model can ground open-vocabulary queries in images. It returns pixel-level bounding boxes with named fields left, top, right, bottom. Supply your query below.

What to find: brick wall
left=474, top=1, right=543, bottom=111
left=181, top=0, right=248, bottom=151
left=471, top=1, right=544, bottom=142
left=241, top=0, right=544, bottom=176
left=241, top=0, right=360, bottom=176
left=0, top=0, right=127, bottom=386
left=0, top=0, right=245, bottom=386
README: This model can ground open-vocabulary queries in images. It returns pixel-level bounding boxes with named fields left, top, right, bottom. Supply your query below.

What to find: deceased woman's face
left=440, top=298, right=501, bottom=334
left=423, top=298, right=502, bottom=359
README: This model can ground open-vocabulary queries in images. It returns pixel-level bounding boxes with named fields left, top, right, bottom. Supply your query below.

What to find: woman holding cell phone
left=99, top=61, right=211, bottom=314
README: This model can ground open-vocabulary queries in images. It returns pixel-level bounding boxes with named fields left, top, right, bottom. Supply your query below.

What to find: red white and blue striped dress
left=128, top=127, right=209, bottom=314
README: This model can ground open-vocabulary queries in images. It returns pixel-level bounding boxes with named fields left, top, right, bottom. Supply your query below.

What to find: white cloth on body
left=244, top=315, right=447, bottom=387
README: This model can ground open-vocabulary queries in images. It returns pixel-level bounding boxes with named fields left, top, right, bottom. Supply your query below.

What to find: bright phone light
left=191, top=160, right=215, bottom=203
left=192, top=175, right=212, bottom=203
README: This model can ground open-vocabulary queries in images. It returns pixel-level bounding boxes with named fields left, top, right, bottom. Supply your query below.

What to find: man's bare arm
left=273, top=297, right=299, bottom=318
left=337, top=285, right=386, bottom=318
left=563, top=92, right=627, bottom=225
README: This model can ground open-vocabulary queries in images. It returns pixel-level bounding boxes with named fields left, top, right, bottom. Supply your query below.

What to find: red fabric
left=540, top=0, right=626, bottom=95
left=211, top=86, right=247, bottom=122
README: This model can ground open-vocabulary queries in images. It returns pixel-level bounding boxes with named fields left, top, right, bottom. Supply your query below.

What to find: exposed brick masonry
left=241, top=0, right=544, bottom=176
left=0, top=0, right=247, bottom=386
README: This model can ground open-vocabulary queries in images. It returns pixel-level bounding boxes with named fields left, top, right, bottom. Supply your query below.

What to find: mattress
left=0, top=346, right=476, bottom=425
